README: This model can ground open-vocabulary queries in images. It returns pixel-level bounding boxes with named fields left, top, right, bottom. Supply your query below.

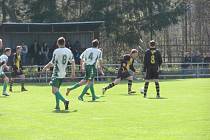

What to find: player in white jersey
left=66, top=39, right=104, bottom=101
left=0, top=48, right=11, bottom=96
left=43, top=37, right=75, bottom=110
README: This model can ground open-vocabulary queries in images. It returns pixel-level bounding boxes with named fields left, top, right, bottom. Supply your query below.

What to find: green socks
left=55, top=91, right=66, bottom=103
left=3, top=81, right=7, bottom=92
left=54, top=93, right=60, bottom=108
left=105, top=83, right=115, bottom=90
left=80, top=85, right=90, bottom=98
left=69, top=83, right=80, bottom=91
left=89, top=84, right=96, bottom=99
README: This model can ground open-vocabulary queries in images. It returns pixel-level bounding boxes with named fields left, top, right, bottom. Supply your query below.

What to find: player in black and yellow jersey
left=102, top=49, right=138, bottom=95
left=9, top=46, right=28, bottom=92
left=142, top=40, right=162, bottom=98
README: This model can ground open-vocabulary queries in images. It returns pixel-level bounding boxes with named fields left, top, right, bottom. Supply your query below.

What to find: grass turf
left=0, top=78, right=210, bottom=140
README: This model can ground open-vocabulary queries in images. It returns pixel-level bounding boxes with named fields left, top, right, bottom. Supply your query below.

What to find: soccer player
left=66, top=39, right=103, bottom=101
left=9, top=46, right=28, bottom=92
left=142, top=40, right=162, bottom=98
left=102, top=49, right=138, bottom=95
left=43, top=37, right=75, bottom=110
left=0, top=48, right=11, bottom=96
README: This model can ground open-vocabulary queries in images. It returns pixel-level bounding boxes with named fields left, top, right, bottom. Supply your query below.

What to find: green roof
left=0, top=21, right=104, bottom=33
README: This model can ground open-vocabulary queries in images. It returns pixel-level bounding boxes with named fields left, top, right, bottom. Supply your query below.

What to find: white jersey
left=80, top=48, right=102, bottom=66
left=0, top=54, right=8, bottom=73
left=50, top=48, right=74, bottom=78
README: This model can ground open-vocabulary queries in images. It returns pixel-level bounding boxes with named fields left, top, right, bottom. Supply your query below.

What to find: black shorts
left=117, top=69, right=132, bottom=79
left=145, top=68, right=159, bottom=80
left=12, top=69, right=23, bottom=77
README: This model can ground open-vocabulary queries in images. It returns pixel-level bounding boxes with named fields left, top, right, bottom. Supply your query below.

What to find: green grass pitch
left=0, top=78, right=210, bottom=140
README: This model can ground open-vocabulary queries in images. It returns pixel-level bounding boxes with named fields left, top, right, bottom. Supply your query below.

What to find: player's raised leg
left=78, top=82, right=91, bottom=101
left=102, top=78, right=121, bottom=95
left=66, top=79, right=86, bottom=96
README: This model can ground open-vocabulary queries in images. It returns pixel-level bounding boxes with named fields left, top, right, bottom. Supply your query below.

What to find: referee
left=142, top=40, right=162, bottom=98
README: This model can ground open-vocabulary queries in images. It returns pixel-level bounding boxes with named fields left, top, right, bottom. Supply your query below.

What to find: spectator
left=37, top=46, right=44, bottom=72
left=181, top=52, right=191, bottom=74
left=192, top=50, right=202, bottom=63
left=29, top=40, right=40, bottom=65
left=74, top=48, right=81, bottom=65
left=21, top=41, right=28, bottom=65
left=72, top=40, right=81, bottom=51
left=37, top=49, right=44, bottom=65
left=48, top=41, right=57, bottom=60
left=203, top=52, right=210, bottom=74
left=204, top=52, right=210, bottom=63
left=65, top=40, right=72, bottom=50
left=41, top=42, right=49, bottom=64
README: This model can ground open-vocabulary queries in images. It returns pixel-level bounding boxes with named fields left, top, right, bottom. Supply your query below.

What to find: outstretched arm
left=42, top=62, right=53, bottom=72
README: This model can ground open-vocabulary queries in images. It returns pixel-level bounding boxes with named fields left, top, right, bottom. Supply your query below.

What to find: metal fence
left=4, top=63, right=210, bottom=83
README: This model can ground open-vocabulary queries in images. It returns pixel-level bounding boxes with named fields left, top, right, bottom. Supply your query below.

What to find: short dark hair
left=150, top=40, right=155, bottom=47
left=4, top=48, right=11, bottom=53
left=92, top=39, right=99, bottom=48
left=57, top=37, right=65, bottom=47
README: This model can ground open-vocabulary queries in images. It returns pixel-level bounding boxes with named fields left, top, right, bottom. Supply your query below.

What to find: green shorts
left=84, top=65, right=97, bottom=80
left=50, top=78, right=63, bottom=88
left=0, top=71, right=6, bottom=79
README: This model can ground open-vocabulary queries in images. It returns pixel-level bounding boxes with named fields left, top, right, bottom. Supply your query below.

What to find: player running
left=0, top=48, right=11, bottom=96
left=102, top=49, right=138, bottom=95
left=43, top=37, right=75, bottom=110
left=66, top=39, right=103, bottom=101
left=142, top=40, right=162, bottom=98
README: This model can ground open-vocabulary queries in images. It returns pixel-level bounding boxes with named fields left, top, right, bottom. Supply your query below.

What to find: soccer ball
left=140, top=87, right=144, bottom=94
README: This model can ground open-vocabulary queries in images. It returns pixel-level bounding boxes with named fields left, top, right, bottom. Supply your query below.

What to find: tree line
left=0, top=0, right=186, bottom=46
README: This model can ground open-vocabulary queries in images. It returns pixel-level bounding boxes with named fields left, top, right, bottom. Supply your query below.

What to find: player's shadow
left=0, top=96, right=9, bottom=98
left=52, top=109, right=78, bottom=113
left=0, top=96, right=6, bottom=98
left=87, top=100, right=106, bottom=103
left=99, top=95, right=105, bottom=98
left=120, top=94, right=139, bottom=96
left=11, top=91, right=22, bottom=93
left=147, top=97, right=168, bottom=99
